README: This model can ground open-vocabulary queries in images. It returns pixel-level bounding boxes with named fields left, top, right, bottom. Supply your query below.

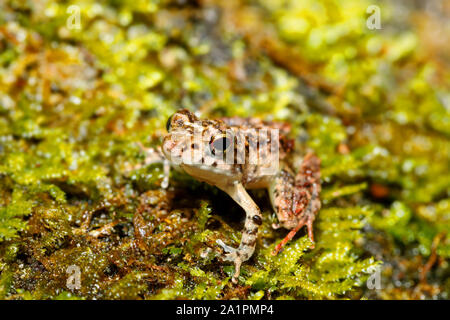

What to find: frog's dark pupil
left=166, top=115, right=173, bottom=131
left=213, top=136, right=231, bottom=151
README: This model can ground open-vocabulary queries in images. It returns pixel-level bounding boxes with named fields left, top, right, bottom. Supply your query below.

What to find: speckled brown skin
left=162, top=109, right=321, bottom=283
left=270, top=153, right=321, bottom=255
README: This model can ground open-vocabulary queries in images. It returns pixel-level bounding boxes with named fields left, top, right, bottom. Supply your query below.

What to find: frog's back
left=219, top=118, right=290, bottom=188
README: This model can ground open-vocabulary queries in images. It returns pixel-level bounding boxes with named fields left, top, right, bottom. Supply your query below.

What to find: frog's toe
left=272, top=222, right=281, bottom=229
left=216, top=239, right=238, bottom=260
left=216, top=240, right=242, bottom=283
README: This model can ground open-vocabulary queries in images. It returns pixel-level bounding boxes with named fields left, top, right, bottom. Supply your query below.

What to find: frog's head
left=162, top=109, right=240, bottom=185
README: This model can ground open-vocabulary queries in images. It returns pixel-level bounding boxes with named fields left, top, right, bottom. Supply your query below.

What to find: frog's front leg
left=216, top=183, right=262, bottom=284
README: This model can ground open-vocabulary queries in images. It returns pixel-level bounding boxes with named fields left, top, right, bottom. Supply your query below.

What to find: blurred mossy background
left=0, top=0, right=448, bottom=299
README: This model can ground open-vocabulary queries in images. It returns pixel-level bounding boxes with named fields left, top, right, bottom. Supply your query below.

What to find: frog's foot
left=271, top=153, right=321, bottom=255
left=271, top=214, right=315, bottom=255
left=272, top=189, right=320, bottom=255
left=215, top=184, right=261, bottom=284
left=216, top=239, right=244, bottom=284
left=272, top=184, right=319, bottom=255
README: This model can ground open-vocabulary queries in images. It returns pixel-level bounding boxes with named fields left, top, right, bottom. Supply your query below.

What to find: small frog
left=159, top=109, right=321, bottom=283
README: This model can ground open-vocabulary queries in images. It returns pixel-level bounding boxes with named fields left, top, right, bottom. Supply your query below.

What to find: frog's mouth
left=162, top=135, right=176, bottom=157
left=162, top=133, right=239, bottom=183
left=181, top=162, right=239, bottom=187
left=162, top=134, right=206, bottom=166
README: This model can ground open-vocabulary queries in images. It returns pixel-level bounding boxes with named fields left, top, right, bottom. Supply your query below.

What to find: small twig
left=88, top=220, right=121, bottom=238
left=419, top=232, right=445, bottom=284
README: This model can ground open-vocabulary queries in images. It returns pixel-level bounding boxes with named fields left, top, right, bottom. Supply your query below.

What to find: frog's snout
left=162, top=135, right=176, bottom=159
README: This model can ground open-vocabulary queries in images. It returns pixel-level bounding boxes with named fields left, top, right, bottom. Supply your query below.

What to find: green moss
left=0, top=188, right=33, bottom=241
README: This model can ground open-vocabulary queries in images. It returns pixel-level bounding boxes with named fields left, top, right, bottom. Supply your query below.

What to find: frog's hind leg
left=216, top=183, right=262, bottom=284
left=272, top=216, right=308, bottom=255
left=270, top=153, right=321, bottom=255
left=271, top=184, right=319, bottom=255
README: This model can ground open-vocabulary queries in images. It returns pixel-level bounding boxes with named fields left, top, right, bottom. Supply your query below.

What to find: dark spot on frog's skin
left=242, top=239, right=256, bottom=247
left=252, top=215, right=262, bottom=225
left=192, top=143, right=199, bottom=149
left=212, top=162, right=217, bottom=167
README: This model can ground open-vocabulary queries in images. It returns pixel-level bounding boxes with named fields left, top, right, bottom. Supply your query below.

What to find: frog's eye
left=210, top=134, right=232, bottom=153
left=166, top=115, right=173, bottom=132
